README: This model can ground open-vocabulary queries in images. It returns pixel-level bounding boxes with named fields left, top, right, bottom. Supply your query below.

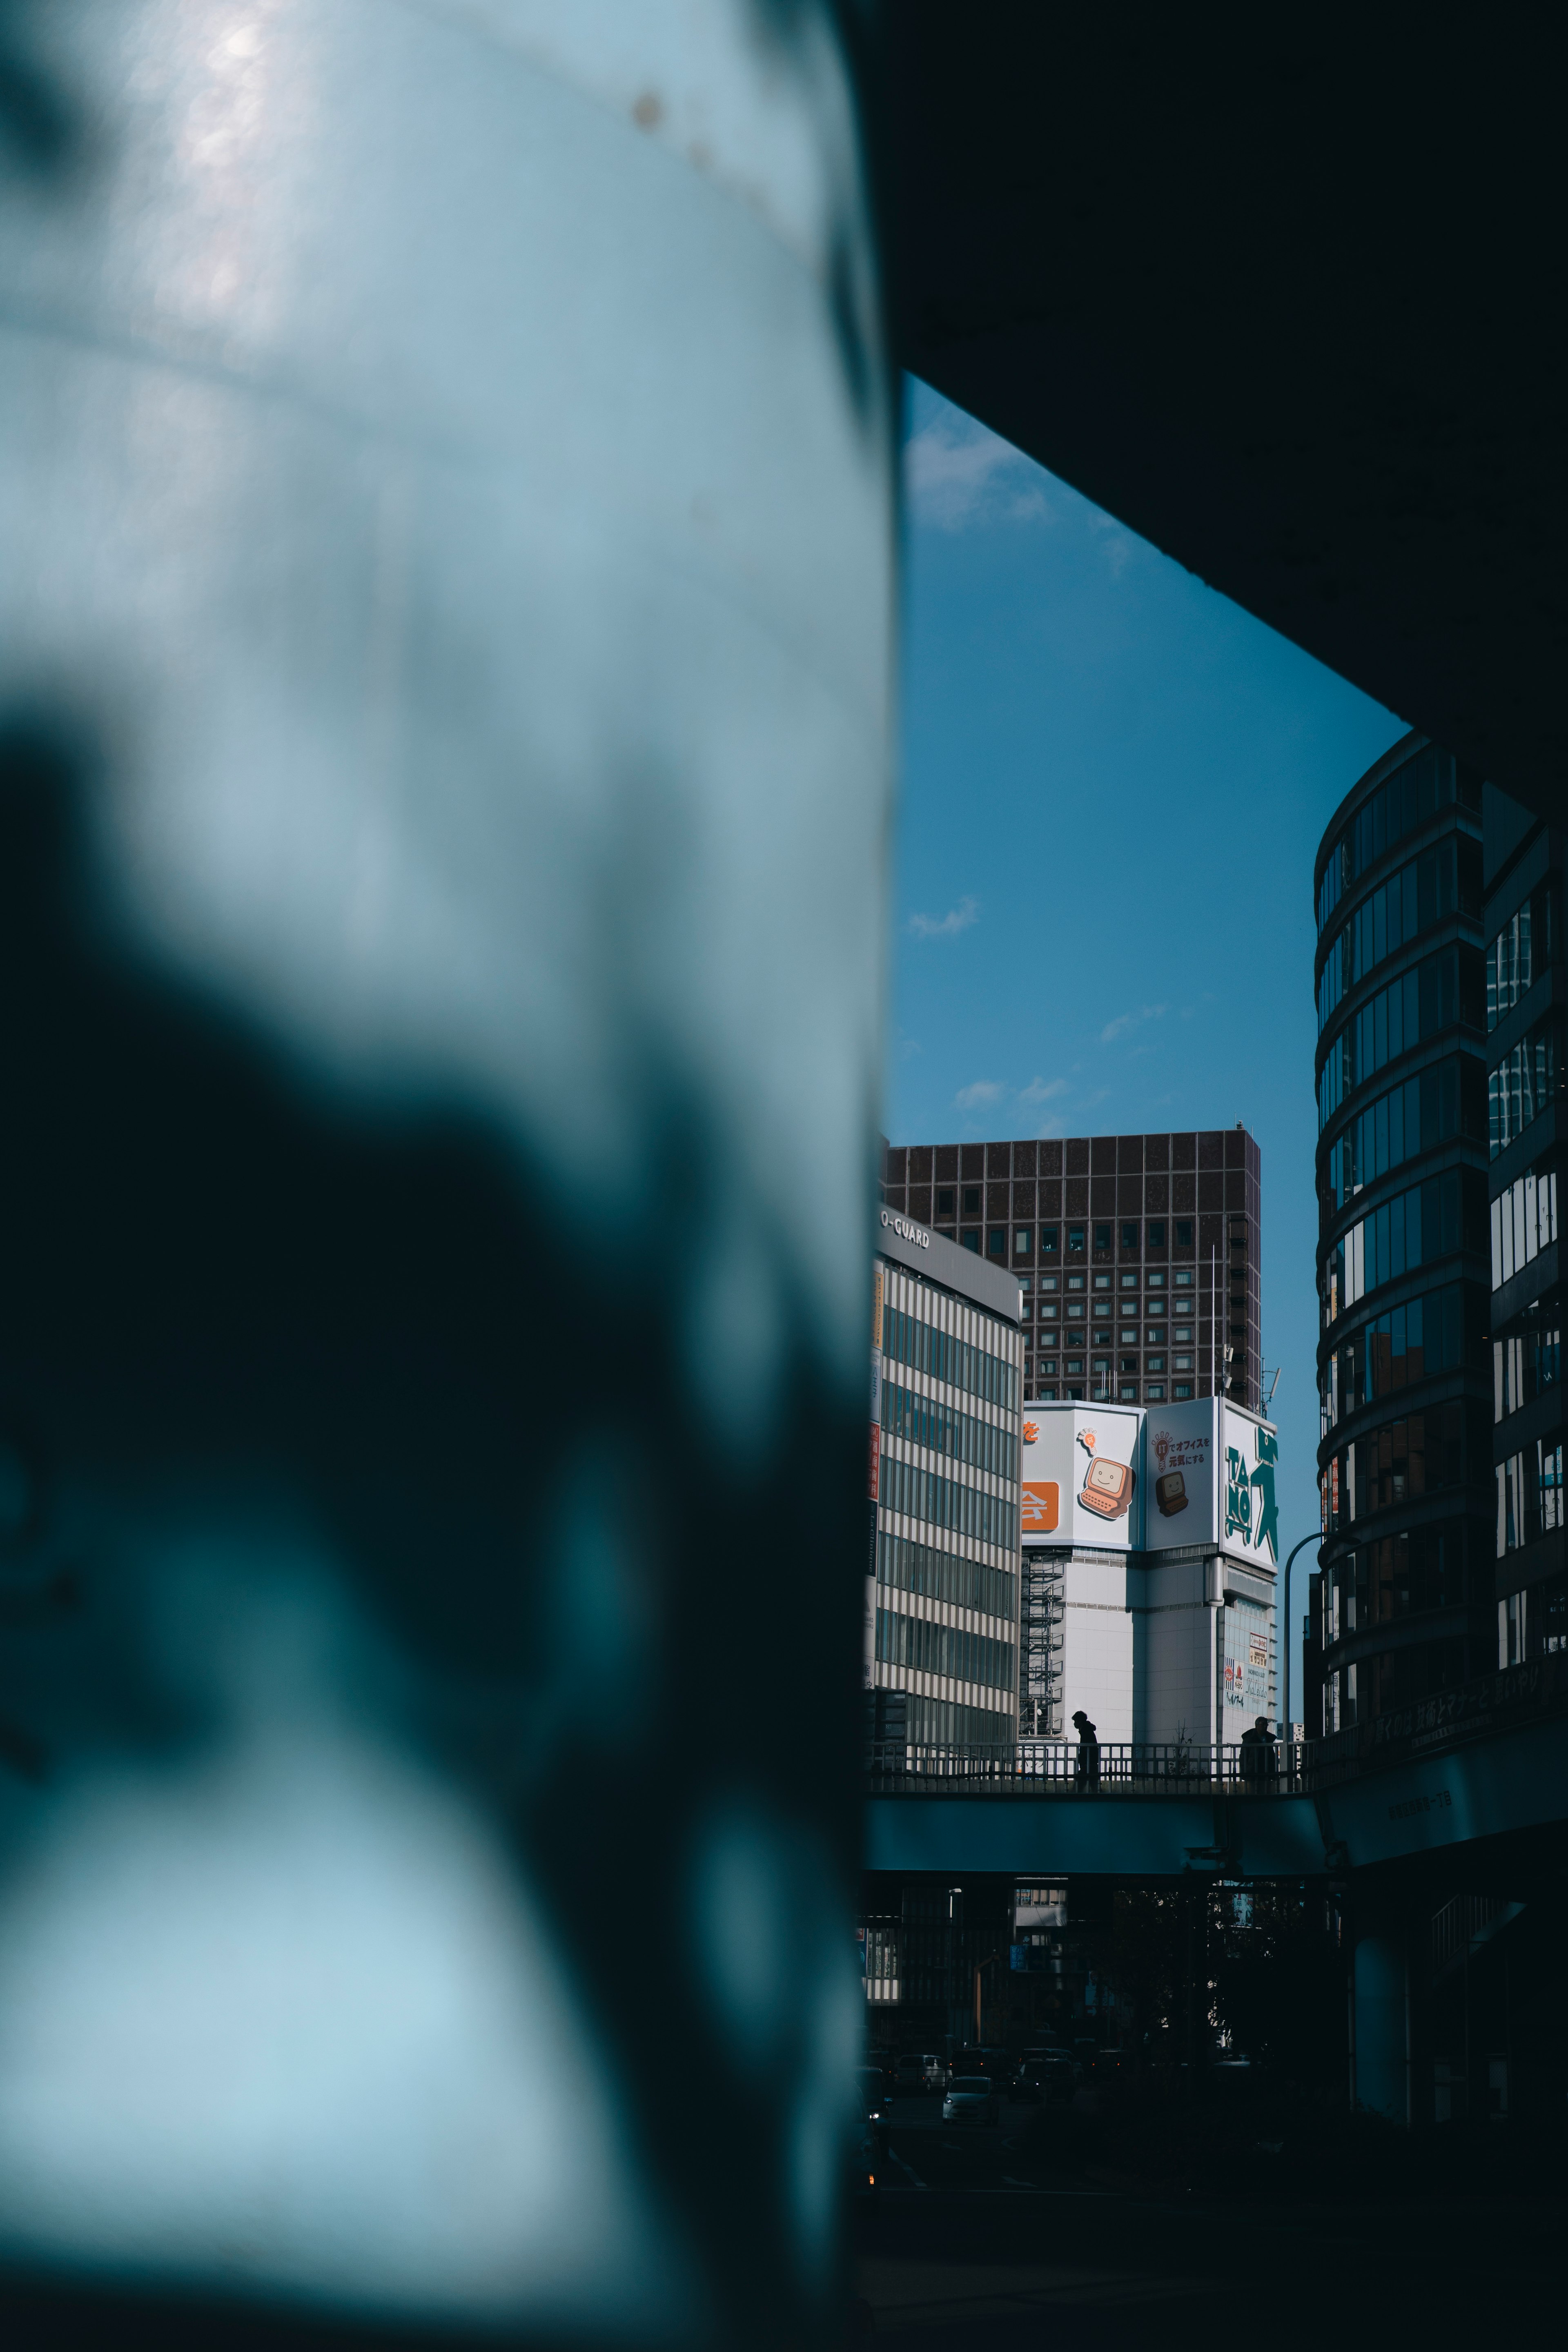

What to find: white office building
left=870, top=1211, right=1025, bottom=1747
left=1020, top=1398, right=1280, bottom=1746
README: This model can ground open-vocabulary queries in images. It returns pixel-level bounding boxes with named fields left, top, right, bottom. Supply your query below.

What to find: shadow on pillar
left=1352, top=1931, right=1409, bottom=2123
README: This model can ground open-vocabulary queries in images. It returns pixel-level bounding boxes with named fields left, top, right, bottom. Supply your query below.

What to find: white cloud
left=1017, top=1076, right=1067, bottom=1107
left=904, top=419, right=1051, bottom=535
left=954, top=1080, right=1004, bottom=1111
left=1100, top=1004, right=1168, bottom=1044
left=908, top=895, right=979, bottom=941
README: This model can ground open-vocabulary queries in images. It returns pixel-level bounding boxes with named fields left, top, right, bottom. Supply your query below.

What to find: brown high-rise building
left=879, top=1131, right=1261, bottom=1411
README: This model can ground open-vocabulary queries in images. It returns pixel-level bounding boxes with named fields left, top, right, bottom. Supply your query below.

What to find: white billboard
left=1021, top=1405, right=1142, bottom=1550
left=1219, top=1405, right=1281, bottom=1570
left=1142, top=1398, right=1218, bottom=1550
left=1030, top=1397, right=1280, bottom=1566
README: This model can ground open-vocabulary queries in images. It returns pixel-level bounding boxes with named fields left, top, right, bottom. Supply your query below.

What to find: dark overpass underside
left=887, top=4, right=1567, bottom=817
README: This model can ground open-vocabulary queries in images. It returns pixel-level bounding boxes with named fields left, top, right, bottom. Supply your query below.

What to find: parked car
left=949, top=2046, right=1011, bottom=2083
left=942, top=2075, right=999, bottom=2127
left=1011, top=2049, right=1074, bottom=2103
left=892, top=2051, right=948, bottom=2095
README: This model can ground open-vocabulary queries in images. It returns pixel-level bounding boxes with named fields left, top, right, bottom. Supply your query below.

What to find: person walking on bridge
left=1071, top=1710, right=1100, bottom=1793
left=1240, top=1716, right=1277, bottom=1786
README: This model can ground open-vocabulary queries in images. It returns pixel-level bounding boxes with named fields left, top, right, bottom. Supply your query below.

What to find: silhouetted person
left=1240, top=1715, right=1278, bottom=1785
left=1071, top=1709, right=1100, bottom=1792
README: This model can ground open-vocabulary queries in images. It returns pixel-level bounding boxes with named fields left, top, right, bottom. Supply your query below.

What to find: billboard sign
left=1142, top=1398, right=1218, bottom=1550
left=1220, top=1406, right=1281, bottom=1568
left=1021, top=1406, right=1141, bottom=1548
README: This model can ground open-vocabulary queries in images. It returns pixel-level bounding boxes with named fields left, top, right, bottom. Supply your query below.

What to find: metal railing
left=864, top=1739, right=1310, bottom=1795
left=864, top=1648, right=1568, bottom=1798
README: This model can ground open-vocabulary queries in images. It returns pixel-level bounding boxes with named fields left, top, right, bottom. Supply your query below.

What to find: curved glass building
left=1313, top=734, right=1494, bottom=1728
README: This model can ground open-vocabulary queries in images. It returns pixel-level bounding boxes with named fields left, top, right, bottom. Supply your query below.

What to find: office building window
left=1038, top=1386, right=1058, bottom=1400
left=1119, top=1384, right=1138, bottom=1401
left=1149, top=1221, right=1167, bottom=1245
left=1067, top=1227, right=1085, bottom=1254
left=1094, top=1224, right=1111, bottom=1250
left=1174, top=1354, right=1193, bottom=1372
left=936, top=1187, right=954, bottom=1217
left=1039, top=1357, right=1057, bottom=1375
left=1494, top=1317, right=1561, bottom=1423
left=1174, top=1383, right=1193, bottom=1399
left=1497, top=1441, right=1566, bottom=1556
left=1490, top=1164, right=1559, bottom=1291
left=963, top=1187, right=981, bottom=1214
left=1175, top=1221, right=1193, bottom=1245
left=1065, top=1357, right=1084, bottom=1374
left=1120, top=1222, right=1138, bottom=1251
left=962, top=1229, right=980, bottom=1252
left=1147, top=1354, right=1165, bottom=1373
left=987, top=1227, right=1006, bottom=1257
left=1173, top=1270, right=1193, bottom=1288
left=1486, top=884, right=1556, bottom=1031
left=1014, top=1228, right=1032, bottom=1257
left=1119, top=1355, right=1138, bottom=1373
left=1488, top=1018, right=1561, bottom=1158
left=1148, top=1271, right=1167, bottom=1290
left=1041, top=1225, right=1059, bottom=1254
left=1147, top=1385, right=1166, bottom=1402
left=877, top=1530, right=1017, bottom=1622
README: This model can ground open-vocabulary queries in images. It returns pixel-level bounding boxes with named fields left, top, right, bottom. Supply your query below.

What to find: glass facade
left=881, top=1130, right=1261, bottom=1412
left=1314, top=735, right=1492, bottom=1731
left=872, top=1247, right=1023, bottom=1742
left=1481, top=792, right=1566, bottom=1671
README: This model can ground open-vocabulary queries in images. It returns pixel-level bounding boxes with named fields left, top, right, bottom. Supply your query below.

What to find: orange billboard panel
left=1021, top=1480, right=1059, bottom=1533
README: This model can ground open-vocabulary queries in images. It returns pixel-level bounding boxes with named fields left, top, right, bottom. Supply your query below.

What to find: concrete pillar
left=1352, top=1932, right=1409, bottom=2122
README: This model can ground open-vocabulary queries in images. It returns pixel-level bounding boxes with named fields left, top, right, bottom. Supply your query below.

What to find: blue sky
left=887, top=378, right=1406, bottom=1704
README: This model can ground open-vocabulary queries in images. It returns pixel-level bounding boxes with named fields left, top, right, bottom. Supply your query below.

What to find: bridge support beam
left=1351, top=1918, right=1410, bottom=2124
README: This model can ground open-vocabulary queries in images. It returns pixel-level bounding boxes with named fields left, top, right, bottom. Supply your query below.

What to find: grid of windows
left=1322, top=1167, right=1473, bottom=1328
left=881, top=1304, right=1018, bottom=1413
left=1321, top=1281, right=1470, bottom=1425
left=1318, top=835, right=1475, bottom=1034
left=1315, top=742, right=1471, bottom=934
left=878, top=1453, right=1018, bottom=1549
left=1497, top=1441, right=1566, bottom=1557
left=875, top=1607, right=1016, bottom=1694
left=1494, top=1316, right=1561, bottom=1423
left=876, top=1530, right=1017, bottom=1621
left=1320, top=1402, right=1472, bottom=1532
left=905, top=1694, right=1013, bottom=1746
left=1325, top=1528, right=1470, bottom=1650
left=882, top=1129, right=1262, bottom=1414
left=881, top=1380, right=1018, bottom=1483
left=1325, top=1058, right=1473, bottom=1210
left=1490, top=1163, right=1559, bottom=1292
left=1319, top=946, right=1474, bottom=1128
left=1488, top=1016, right=1559, bottom=1158
left=1486, top=885, right=1556, bottom=1030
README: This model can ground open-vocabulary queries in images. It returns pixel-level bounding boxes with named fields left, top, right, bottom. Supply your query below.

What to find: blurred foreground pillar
left=0, top=4, right=892, bottom=2342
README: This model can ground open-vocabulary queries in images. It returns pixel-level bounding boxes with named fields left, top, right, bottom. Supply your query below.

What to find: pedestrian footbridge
left=864, top=1654, right=1568, bottom=1880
